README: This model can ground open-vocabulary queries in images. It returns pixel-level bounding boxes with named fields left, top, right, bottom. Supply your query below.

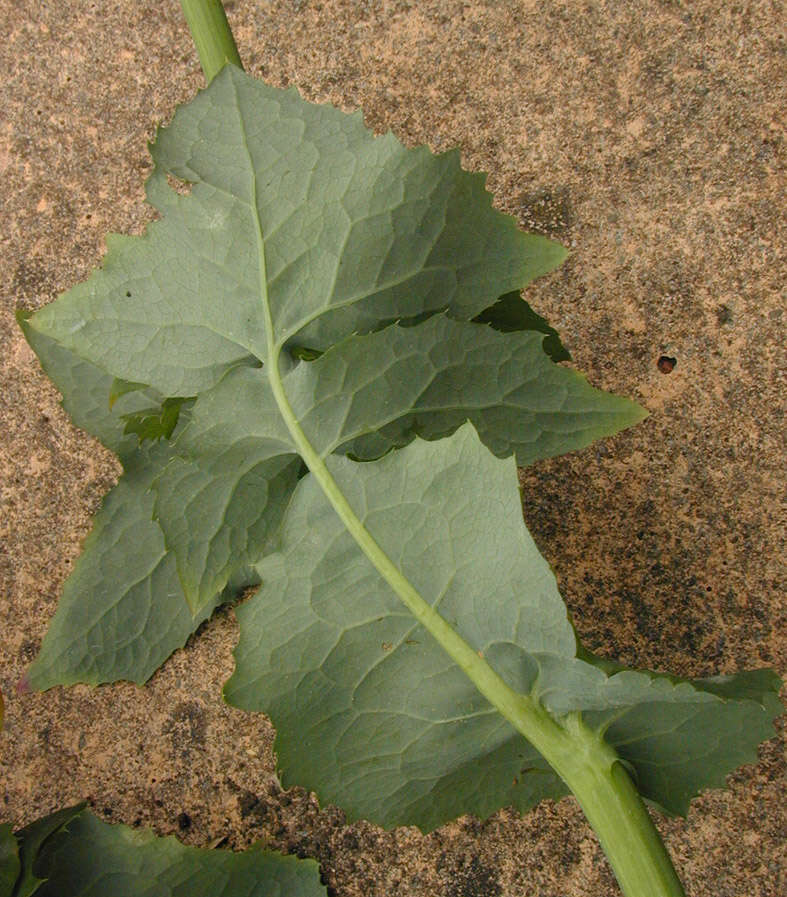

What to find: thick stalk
left=180, top=0, right=243, bottom=83
left=181, top=3, right=687, bottom=894
left=548, top=716, right=687, bottom=897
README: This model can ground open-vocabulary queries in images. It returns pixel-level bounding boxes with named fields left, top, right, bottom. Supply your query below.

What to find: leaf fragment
left=108, top=378, right=148, bottom=409
left=0, top=824, right=19, bottom=897
left=121, top=397, right=188, bottom=443
left=473, top=290, right=570, bottom=362
left=4, top=807, right=325, bottom=897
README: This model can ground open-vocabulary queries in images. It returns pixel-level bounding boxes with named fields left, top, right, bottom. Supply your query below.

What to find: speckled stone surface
left=1, top=2, right=784, bottom=895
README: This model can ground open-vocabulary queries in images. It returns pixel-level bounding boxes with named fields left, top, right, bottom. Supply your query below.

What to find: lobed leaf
left=17, top=63, right=780, bottom=851
left=22, top=65, right=638, bottom=673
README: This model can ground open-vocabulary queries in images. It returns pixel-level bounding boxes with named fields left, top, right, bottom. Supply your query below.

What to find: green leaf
left=121, top=397, right=188, bottom=443
left=34, top=811, right=326, bottom=897
left=154, top=313, right=643, bottom=611
left=23, top=445, right=222, bottom=691
left=12, top=804, right=85, bottom=897
left=473, top=290, right=571, bottom=362
left=225, top=425, right=780, bottom=831
left=7, top=808, right=324, bottom=897
left=0, top=825, right=19, bottom=897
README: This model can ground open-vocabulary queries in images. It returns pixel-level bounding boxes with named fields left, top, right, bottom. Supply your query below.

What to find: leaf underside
left=225, top=425, right=781, bottom=829
left=3, top=807, right=324, bottom=897
left=22, top=65, right=641, bottom=686
left=20, top=66, right=781, bottom=834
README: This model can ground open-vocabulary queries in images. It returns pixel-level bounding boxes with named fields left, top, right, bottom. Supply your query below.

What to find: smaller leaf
left=30, top=809, right=326, bottom=897
left=0, top=824, right=19, bottom=897
left=12, top=804, right=86, bottom=897
left=473, top=290, right=571, bottom=362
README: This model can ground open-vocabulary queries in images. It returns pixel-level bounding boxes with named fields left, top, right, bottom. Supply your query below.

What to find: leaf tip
left=630, top=399, right=650, bottom=424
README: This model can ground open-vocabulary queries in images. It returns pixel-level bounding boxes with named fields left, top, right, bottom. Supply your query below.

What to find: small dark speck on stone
left=445, top=856, right=502, bottom=897
left=716, top=304, right=733, bottom=325
left=657, top=355, right=677, bottom=373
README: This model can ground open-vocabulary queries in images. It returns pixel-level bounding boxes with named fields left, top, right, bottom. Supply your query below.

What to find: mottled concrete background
left=1, top=1, right=784, bottom=895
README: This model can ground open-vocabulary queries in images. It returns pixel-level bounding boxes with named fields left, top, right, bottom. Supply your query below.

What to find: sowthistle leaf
left=16, top=59, right=782, bottom=897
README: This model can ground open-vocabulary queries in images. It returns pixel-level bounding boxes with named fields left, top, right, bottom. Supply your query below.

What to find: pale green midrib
left=237, top=76, right=684, bottom=894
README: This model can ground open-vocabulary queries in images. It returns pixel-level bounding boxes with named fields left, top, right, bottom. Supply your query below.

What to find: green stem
left=180, top=0, right=243, bottom=83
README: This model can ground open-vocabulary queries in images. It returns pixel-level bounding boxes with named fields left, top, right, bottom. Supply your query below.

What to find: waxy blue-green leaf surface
left=4, top=808, right=324, bottom=897
left=18, top=319, right=226, bottom=689
left=17, top=64, right=780, bottom=843
left=22, top=444, right=222, bottom=691
left=225, top=426, right=781, bottom=830
left=17, top=312, right=160, bottom=462
left=22, top=65, right=642, bottom=677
